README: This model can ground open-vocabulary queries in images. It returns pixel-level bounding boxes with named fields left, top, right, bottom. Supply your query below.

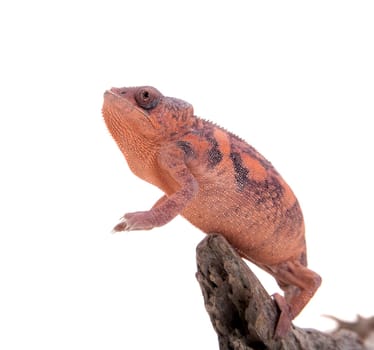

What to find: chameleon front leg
left=113, top=144, right=198, bottom=232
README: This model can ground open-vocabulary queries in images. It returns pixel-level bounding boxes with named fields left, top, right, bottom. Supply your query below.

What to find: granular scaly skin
left=102, top=86, right=321, bottom=337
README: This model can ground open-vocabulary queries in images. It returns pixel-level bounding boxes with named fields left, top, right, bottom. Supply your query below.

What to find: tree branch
left=195, top=234, right=365, bottom=350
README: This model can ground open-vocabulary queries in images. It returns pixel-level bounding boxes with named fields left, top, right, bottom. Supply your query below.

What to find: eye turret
left=135, top=87, right=161, bottom=110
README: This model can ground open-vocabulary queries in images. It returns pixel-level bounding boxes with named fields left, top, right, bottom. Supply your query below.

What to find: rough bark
left=325, top=315, right=374, bottom=344
left=195, top=234, right=365, bottom=350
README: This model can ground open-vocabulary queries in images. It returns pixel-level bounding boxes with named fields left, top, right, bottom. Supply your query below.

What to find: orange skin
left=102, top=86, right=321, bottom=337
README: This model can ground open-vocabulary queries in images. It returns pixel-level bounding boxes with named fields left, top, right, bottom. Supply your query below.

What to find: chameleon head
left=102, top=86, right=194, bottom=145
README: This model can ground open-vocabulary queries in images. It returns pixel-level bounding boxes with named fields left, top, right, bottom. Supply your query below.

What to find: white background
left=1, top=1, right=373, bottom=349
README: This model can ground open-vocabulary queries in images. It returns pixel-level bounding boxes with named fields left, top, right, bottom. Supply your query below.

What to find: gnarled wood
left=196, top=234, right=364, bottom=350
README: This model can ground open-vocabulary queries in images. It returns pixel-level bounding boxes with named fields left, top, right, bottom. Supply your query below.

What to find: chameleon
left=102, top=85, right=322, bottom=337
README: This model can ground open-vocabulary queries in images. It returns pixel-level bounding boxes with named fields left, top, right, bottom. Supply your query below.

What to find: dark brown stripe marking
left=207, top=137, right=223, bottom=168
left=230, top=152, right=250, bottom=189
left=201, top=122, right=223, bottom=168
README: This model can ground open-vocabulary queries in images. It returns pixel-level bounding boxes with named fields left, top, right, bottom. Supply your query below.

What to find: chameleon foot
left=112, top=211, right=155, bottom=232
left=273, top=293, right=293, bottom=338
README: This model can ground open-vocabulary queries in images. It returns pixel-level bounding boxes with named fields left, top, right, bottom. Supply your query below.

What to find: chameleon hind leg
left=271, top=256, right=322, bottom=337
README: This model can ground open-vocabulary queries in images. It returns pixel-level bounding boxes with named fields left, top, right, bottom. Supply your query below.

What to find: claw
left=112, top=217, right=128, bottom=233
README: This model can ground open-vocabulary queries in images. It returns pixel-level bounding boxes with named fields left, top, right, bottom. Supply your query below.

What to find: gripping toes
left=112, top=211, right=156, bottom=232
left=273, top=293, right=293, bottom=338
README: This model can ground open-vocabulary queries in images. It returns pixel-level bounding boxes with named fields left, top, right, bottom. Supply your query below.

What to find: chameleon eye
left=135, top=87, right=160, bottom=110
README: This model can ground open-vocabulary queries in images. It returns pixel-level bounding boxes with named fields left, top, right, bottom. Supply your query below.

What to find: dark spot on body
left=202, top=124, right=223, bottom=168
left=207, top=137, right=223, bottom=167
left=230, top=152, right=249, bottom=190
left=177, top=141, right=195, bottom=158
left=252, top=177, right=284, bottom=207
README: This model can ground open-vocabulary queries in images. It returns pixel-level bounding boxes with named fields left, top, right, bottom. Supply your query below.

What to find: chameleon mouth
left=103, top=89, right=130, bottom=108
left=104, top=89, right=121, bottom=98
left=103, top=88, right=150, bottom=120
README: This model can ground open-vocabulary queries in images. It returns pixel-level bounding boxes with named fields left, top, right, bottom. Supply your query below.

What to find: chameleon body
left=102, top=86, right=321, bottom=337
